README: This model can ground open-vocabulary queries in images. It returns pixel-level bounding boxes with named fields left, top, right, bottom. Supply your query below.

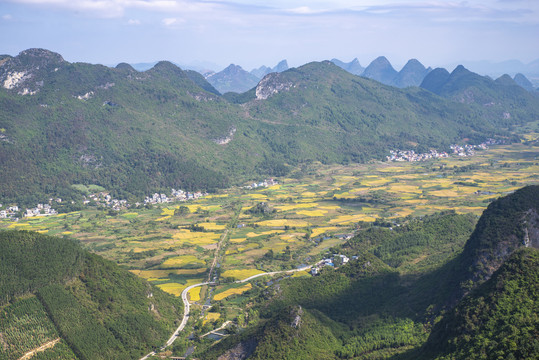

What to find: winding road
left=139, top=266, right=312, bottom=359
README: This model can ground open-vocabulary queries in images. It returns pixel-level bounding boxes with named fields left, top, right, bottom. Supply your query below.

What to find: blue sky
left=1, top=0, right=538, bottom=71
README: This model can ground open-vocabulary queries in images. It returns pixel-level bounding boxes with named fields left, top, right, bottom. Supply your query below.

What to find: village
left=386, top=140, right=497, bottom=162
left=244, top=178, right=278, bottom=190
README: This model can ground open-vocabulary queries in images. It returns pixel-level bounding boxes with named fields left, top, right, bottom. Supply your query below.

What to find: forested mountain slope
left=0, top=230, right=182, bottom=359
left=1, top=49, right=535, bottom=206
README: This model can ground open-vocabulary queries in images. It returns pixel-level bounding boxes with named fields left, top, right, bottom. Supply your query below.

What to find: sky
left=0, top=0, right=538, bottom=72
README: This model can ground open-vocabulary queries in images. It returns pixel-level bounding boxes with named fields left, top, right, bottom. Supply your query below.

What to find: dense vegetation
left=0, top=231, right=84, bottom=305
left=1, top=49, right=534, bottom=206
left=0, top=230, right=182, bottom=359
left=419, top=248, right=539, bottom=360
left=199, top=186, right=539, bottom=359
left=0, top=297, right=59, bottom=360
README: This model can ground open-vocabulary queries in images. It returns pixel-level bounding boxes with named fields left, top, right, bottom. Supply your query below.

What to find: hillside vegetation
left=0, top=230, right=182, bottom=359
left=1, top=49, right=535, bottom=206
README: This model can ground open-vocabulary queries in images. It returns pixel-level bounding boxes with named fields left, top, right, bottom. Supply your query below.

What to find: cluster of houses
left=83, top=192, right=128, bottom=211
left=1, top=198, right=63, bottom=219
left=450, top=143, right=487, bottom=157
left=387, top=149, right=449, bottom=162
left=244, top=178, right=278, bottom=190
left=25, top=203, right=57, bottom=217
left=0, top=205, right=20, bottom=219
left=387, top=139, right=501, bottom=163
left=143, top=189, right=206, bottom=205
left=310, top=254, right=355, bottom=275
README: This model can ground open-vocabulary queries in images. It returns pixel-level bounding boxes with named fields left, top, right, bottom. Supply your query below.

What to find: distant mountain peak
left=207, top=63, right=259, bottom=93
left=361, top=56, right=397, bottom=84
left=330, top=58, right=364, bottom=75
left=513, top=73, right=535, bottom=92
left=250, top=60, right=289, bottom=79
left=392, top=58, right=430, bottom=88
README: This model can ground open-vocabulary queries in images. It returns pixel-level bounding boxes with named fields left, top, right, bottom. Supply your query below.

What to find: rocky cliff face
left=255, top=72, right=294, bottom=100
left=0, top=48, right=65, bottom=95
left=460, top=185, right=539, bottom=289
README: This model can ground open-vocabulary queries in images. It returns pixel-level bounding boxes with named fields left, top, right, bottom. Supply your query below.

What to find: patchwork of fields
left=1, top=143, right=538, bottom=316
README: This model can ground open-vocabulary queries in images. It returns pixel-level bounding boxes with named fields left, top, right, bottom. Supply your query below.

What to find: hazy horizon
left=1, top=0, right=538, bottom=73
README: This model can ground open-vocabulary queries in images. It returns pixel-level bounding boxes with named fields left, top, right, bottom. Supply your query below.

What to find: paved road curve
left=140, top=266, right=313, bottom=359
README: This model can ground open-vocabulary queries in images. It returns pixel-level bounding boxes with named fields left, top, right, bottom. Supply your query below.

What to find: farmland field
left=1, top=142, right=538, bottom=323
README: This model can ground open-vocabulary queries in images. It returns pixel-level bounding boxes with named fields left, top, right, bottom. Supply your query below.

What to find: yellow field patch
left=161, top=255, right=205, bottom=269
left=387, top=184, right=422, bottom=193
left=377, top=166, right=408, bottom=173
left=276, top=203, right=318, bottom=211
left=291, top=270, right=311, bottom=278
left=430, top=189, right=460, bottom=197
left=361, top=178, right=392, bottom=186
left=214, top=283, right=253, bottom=301
left=246, top=230, right=285, bottom=238
left=267, top=184, right=281, bottom=190
left=230, top=237, right=247, bottom=243
left=155, top=215, right=171, bottom=222
left=130, top=268, right=206, bottom=279
left=238, top=243, right=260, bottom=252
left=183, top=204, right=222, bottom=213
left=161, top=208, right=175, bottom=216
left=205, top=194, right=229, bottom=198
left=333, top=192, right=351, bottom=199
left=198, top=222, right=226, bottom=230
left=172, top=229, right=220, bottom=245
left=203, top=312, right=221, bottom=325
left=121, top=212, right=138, bottom=217
left=188, top=286, right=201, bottom=302
left=157, top=279, right=203, bottom=296
left=221, top=269, right=265, bottom=281
left=310, top=226, right=339, bottom=238
left=61, top=231, right=73, bottom=235
left=299, top=191, right=317, bottom=197
left=389, top=208, right=414, bottom=218
left=318, top=205, right=341, bottom=210
left=248, top=193, right=268, bottom=199
left=256, top=219, right=310, bottom=227
left=296, top=209, right=327, bottom=217
left=329, top=214, right=377, bottom=225
left=7, top=223, right=30, bottom=228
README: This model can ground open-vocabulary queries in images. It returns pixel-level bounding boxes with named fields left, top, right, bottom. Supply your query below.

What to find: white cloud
left=161, top=17, right=185, bottom=27
left=2, top=14, right=13, bottom=20
left=127, top=18, right=140, bottom=25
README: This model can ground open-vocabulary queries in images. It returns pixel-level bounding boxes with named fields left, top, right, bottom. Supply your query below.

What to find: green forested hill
left=419, top=248, right=539, bottom=360
left=0, top=49, right=535, bottom=205
left=0, top=230, right=182, bottom=359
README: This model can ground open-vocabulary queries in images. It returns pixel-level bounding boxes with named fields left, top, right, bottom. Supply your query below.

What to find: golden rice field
left=246, top=230, right=285, bottom=238
left=310, top=226, right=339, bottom=238
left=160, top=255, right=205, bottom=269
left=172, top=229, right=221, bottom=245
left=130, top=268, right=206, bottom=279
left=230, top=237, right=247, bottom=243
left=198, top=222, right=226, bottom=230
left=188, top=286, right=201, bottom=302
left=221, top=269, right=265, bottom=281
left=213, top=283, right=253, bottom=301
left=329, top=214, right=378, bottom=225
left=256, top=219, right=310, bottom=227
left=296, top=209, right=327, bottom=217
left=275, top=203, right=318, bottom=211
left=203, top=312, right=221, bottom=325
left=157, top=279, right=203, bottom=296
